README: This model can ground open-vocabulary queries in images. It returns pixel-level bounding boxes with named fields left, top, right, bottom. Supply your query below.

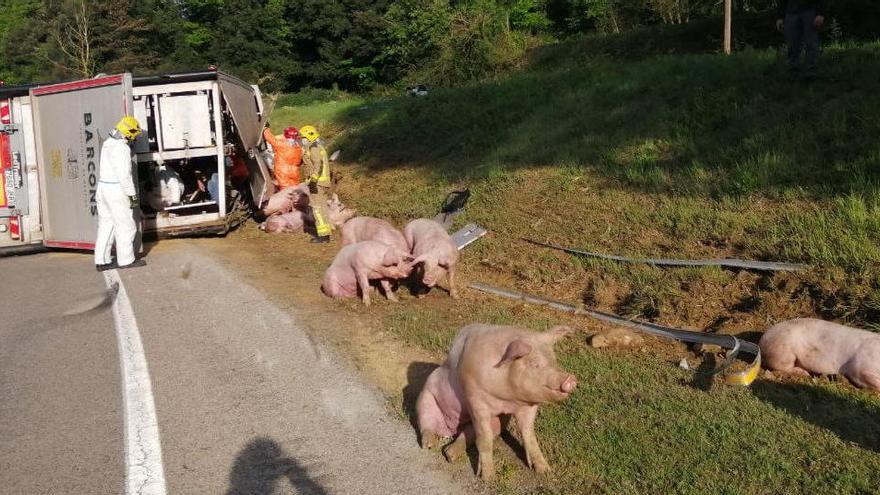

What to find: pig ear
left=495, top=339, right=532, bottom=367
left=410, top=254, right=429, bottom=265
left=544, top=325, right=574, bottom=342
left=382, top=250, right=401, bottom=266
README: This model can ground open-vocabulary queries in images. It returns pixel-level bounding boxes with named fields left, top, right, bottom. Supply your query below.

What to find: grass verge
left=265, top=35, right=880, bottom=494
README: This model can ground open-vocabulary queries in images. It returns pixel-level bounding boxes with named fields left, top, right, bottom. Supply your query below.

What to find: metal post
left=724, top=0, right=732, bottom=54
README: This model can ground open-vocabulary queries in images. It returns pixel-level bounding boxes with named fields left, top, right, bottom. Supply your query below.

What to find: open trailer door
left=216, top=72, right=273, bottom=207
left=31, top=74, right=133, bottom=249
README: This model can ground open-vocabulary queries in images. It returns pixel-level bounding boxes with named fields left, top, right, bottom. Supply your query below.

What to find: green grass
left=269, top=33, right=880, bottom=494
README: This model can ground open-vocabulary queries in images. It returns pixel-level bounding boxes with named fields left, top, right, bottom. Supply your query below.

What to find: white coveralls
left=94, top=134, right=138, bottom=266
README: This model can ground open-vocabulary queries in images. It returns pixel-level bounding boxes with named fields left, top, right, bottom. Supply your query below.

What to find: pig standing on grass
left=321, top=240, right=414, bottom=305
left=416, top=324, right=578, bottom=481
left=404, top=218, right=459, bottom=298
left=341, top=217, right=409, bottom=252
left=760, top=318, right=880, bottom=391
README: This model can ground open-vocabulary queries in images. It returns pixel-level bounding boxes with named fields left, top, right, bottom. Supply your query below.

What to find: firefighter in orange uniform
left=262, top=124, right=302, bottom=188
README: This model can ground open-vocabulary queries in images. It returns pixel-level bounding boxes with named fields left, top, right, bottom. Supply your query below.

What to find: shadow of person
left=403, top=362, right=440, bottom=432
left=751, top=380, right=880, bottom=453
left=226, top=437, right=327, bottom=495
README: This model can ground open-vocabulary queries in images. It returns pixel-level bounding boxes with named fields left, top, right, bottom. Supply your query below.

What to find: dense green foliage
left=1, top=0, right=876, bottom=90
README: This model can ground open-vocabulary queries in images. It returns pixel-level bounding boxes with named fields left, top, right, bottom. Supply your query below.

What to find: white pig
left=404, top=218, right=459, bottom=298
left=417, top=324, right=577, bottom=480
left=321, top=240, right=414, bottom=305
left=760, top=318, right=880, bottom=391
left=341, top=216, right=409, bottom=252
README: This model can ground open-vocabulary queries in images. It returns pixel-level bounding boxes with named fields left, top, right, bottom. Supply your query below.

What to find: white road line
left=103, top=270, right=167, bottom=495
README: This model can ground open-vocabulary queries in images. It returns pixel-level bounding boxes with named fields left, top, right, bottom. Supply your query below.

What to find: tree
left=45, top=0, right=96, bottom=78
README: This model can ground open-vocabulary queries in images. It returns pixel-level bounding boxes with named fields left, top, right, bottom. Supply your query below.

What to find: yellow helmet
left=115, top=115, right=142, bottom=140
left=300, top=125, right=319, bottom=142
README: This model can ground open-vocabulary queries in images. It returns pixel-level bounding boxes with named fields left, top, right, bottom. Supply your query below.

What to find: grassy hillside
left=268, top=35, right=880, bottom=494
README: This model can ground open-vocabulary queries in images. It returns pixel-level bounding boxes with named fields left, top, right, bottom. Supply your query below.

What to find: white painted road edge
left=103, top=270, right=168, bottom=495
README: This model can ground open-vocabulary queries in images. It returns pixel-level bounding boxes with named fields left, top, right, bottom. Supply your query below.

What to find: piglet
left=341, top=216, right=408, bottom=252
left=760, top=318, right=880, bottom=391
left=404, top=218, right=459, bottom=298
left=321, top=240, right=414, bottom=305
left=417, top=324, right=577, bottom=481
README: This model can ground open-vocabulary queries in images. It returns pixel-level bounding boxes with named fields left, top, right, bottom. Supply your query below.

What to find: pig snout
left=560, top=375, right=577, bottom=394
left=420, top=263, right=442, bottom=287
left=544, top=372, right=577, bottom=402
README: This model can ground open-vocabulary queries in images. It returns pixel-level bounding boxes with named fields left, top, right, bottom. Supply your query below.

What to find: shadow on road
left=226, top=437, right=327, bottom=495
left=751, top=380, right=880, bottom=453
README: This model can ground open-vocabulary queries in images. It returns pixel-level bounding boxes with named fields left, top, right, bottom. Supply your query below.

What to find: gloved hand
left=129, top=195, right=139, bottom=208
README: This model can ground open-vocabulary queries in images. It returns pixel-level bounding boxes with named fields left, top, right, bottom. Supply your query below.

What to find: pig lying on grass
left=341, top=216, right=409, bottom=252
left=404, top=218, right=459, bottom=299
left=760, top=318, right=880, bottom=391
left=417, top=324, right=578, bottom=480
left=321, top=240, right=414, bottom=305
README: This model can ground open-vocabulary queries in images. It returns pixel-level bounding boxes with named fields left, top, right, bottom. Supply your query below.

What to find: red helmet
left=283, top=127, right=299, bottom=140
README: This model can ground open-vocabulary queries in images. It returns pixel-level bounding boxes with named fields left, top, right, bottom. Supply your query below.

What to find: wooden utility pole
left=723, top=0, right=732, bottom=54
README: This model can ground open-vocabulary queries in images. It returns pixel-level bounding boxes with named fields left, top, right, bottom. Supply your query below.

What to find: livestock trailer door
left=217, top=73, right=273, bottom=207
left=31, top=74, right=134, bottom=249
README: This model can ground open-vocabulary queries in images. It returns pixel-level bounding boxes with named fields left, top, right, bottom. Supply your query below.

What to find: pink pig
left=321, top=240, right=414, bottom=305
left=403, top=218, right=459, bottom=298
left=325, top=193, right=358, bottom=229
left=262, top=184, right=309, bottom=216
left=259, top=210, right=307, bottom=233
left=341, top=217, right=409, bottom=252
left=760, top=318, right=880, bottom=391
left=416, top=324, right=577, bottom=480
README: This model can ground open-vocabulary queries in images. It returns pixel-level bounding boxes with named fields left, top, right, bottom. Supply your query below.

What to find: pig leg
left=356, top=270, right=372, bottom=306
left=514, top=405, right=551, bottom=474
left=443, top=417, right=502, bottom=463
left=446, top=265, right=459, bottom=299
left=764, top=346, right=811, bottom=377
left=416, top=390, right=444, bottom=450
left=380, top=279, right=399, bottom=302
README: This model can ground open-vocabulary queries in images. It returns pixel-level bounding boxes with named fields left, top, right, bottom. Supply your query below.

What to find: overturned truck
left=0, top=70, right=273, bottom=254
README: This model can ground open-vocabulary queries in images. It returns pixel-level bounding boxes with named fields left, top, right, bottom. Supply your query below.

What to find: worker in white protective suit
left=94, top=116, right=145, bottom=271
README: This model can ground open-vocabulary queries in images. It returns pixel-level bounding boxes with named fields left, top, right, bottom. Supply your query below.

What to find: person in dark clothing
left=776, top=0, right=826, bottom=77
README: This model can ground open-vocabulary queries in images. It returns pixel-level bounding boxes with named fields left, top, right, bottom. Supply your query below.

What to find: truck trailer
left=0, top=70, right=273, bottom=255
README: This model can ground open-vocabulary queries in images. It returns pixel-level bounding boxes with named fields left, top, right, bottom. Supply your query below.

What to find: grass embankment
left=268, top=38, right=880, bottom=494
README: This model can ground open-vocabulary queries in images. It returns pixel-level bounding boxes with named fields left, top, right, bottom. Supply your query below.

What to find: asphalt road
left=0, top=244, right=477, bottom=495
